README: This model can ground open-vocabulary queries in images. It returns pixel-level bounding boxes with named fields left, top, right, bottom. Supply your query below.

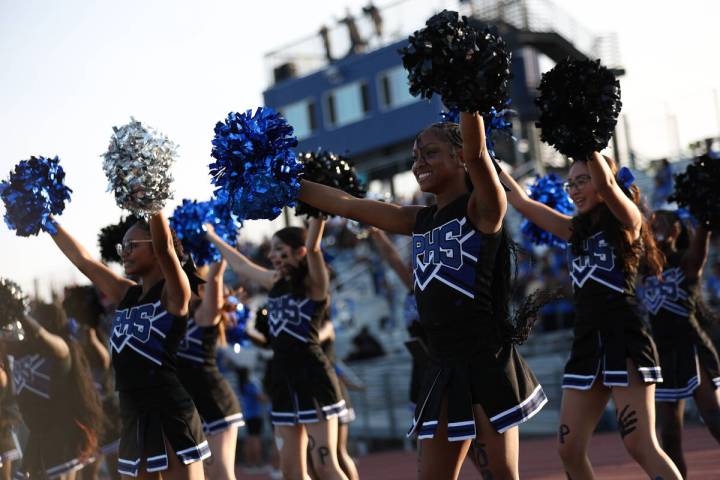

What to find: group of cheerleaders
left=1, top=108, right=720, bottom=480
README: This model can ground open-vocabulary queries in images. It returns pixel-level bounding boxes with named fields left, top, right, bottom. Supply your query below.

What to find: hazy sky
left=1, top=0, right=719, bottom=298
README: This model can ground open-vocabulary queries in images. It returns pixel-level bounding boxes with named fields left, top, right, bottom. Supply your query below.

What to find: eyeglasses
left=563, top=175, right=592, bottom=193
left=115, top=240, right=153, bottom=257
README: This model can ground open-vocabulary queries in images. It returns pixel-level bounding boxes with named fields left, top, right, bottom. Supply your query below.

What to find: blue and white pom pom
left=170, top=195, right=241, bottom=266
left=0, top=156, right=72, bottom=236
left=209, top=107, right=303, bottom=221
left=520, top=173, right=575, bottom=248
left=102, top=118, right=177, bottom=216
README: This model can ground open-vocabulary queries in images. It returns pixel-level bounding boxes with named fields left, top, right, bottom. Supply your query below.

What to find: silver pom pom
left=102, top=118, right=177, bottom=215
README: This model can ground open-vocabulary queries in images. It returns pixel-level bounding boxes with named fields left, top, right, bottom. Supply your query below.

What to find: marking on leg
left=471, top=441, right=493, bottom=479
left=559, top=424, right=570, bottom=444
left=617, top=404, right=638, bottom=438
left=318, top=446, right=330, bottom=465
left=307, top=434, right=316, bottom=451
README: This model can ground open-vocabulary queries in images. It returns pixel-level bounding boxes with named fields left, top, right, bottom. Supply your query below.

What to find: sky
left=1, top=0, right=719, bottom=298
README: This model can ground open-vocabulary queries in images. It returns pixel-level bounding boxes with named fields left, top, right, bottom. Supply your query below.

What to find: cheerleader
left=315, top=317, right=361, bottom=480
left=1, top=303, right=103, bottom=480
left=298, top=113, right=546, bottom=480
left=206, top=219, right=350, bottom=480
left=48, top=213, right=209, bottom=479
left=176, top=260, right=244, bottom=480
left=0, top=346, right=22, bottom=480
left=640, top=210, right=720, bottom=477
left=498, top=154, right=682, bottom=479
left=62, top=288, right=121, bottom=480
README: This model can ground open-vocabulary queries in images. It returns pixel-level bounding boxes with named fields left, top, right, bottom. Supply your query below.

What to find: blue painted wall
left=263, top=40, right=444, bottom=158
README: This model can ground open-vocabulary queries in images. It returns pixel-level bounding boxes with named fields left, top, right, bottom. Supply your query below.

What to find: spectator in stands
left=344, top=326, right=385, bottom=362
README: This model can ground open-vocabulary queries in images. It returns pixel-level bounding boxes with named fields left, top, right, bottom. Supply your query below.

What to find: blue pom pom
left=520, top=173, right=575, bottom=248
left=484, top=103, right=514, bottom=159
left=439, top=107, right=460, bottom=124
left=439, top=102, right=514, bottom=160
left=225, top=302, right=250, bottom=346
left=170, top=196, right=241, bottom=267
left=209, top=108, right=303, bottom=220
left=0, top=156, right=72, bottom=236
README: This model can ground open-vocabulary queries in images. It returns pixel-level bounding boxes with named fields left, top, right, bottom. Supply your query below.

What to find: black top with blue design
left=266, top=279, right=327, bottom=351
left=111, top=280, right=187, bottom=391
left=7, top=340, right=71, bottom=430
left=641, top=252, right=698, bottom=341
left=177, top=317, right=219, bottom=369
left=567, top=230, right=638, bottom=319
left=412, top=194, right=502, bottom=356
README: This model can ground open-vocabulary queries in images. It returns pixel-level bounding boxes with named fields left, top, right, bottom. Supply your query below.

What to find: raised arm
left=205, top=224, right=276, bottom=290
left=498, top=169, right=573, bottom=241
left=683, top=225, right=712, bottom=280
left=50, top=222, right=135, bottom=304
left=86, top=327, right=111, bottom=370
left=298, top=180, right=421, bottom=235
left=305, top=217, right=329, bottom=301
left=194, top=260, right=226, bottom=327
left=22, top=314, right=69, bottom=361
left=369, top=228, right=413, bottom=290
left=587, top=152, right=641, bottom=236
left=150, top=212, right=191, bottom=317
left=461, top=112, right=506, bottom=234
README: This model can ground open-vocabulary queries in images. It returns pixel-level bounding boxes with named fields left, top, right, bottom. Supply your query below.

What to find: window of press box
left=279, top=99, right=317, bottom=140
left=379, top=66, right=416, bottom=109
left=325, top=81, right=370, bottom=128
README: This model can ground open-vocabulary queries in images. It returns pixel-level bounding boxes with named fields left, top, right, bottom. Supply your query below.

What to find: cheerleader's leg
left=557, top=378, right=611, bottom=479
left=417, top=397, right=471, bottom=480
left=693, top=366, right=720, bottom=443
left=656, top=399, right=686, bottom=477
left=275, top=425, right=308, bottom=480
left=468, top=403, right=519, bottom=480
left=610, top=360, right=682, bottom=480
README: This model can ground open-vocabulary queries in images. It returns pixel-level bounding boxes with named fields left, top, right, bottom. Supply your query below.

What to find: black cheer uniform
left=640, top=253, right=720, bottom=401
left=112, top=281, right=209, bottom=477
left=563, top=230, right=662, bottom=390
left=0, top=354, right=21, bottom=470
left=408, top=194, right=546, bottom=440
left=177, top=317, right=244, bottom=435
left=266, top=279, right=346, bottom=426
left=9, top=341, right=86, bottom=479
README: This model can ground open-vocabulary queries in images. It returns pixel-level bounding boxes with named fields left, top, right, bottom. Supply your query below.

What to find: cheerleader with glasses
left=45, top=213, right=210, bottom=480
left=206, top=218, right=350, bottom=480
left=640, top=210, right=720, bottom=477
left=296, top=113, right=547, bottom=480
left=498, top=153, right=683, bottom=479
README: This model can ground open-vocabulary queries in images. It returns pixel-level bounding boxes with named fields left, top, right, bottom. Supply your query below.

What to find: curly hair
left=569, top=156, right=665, bottom=276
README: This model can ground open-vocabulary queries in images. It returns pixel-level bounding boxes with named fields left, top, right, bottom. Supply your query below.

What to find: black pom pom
left=0, top=278, right=27, bottom=329
left=97, top=215, right=139, bottom=264
left=669, top=154, right=720, bottom=231
left=62, top=286, right=105, bottom=328
left=535, top=58, right=622, bottom=160
left=295, top=151, right=366, bottom=218
left=400, top=10, right=511, bottom=113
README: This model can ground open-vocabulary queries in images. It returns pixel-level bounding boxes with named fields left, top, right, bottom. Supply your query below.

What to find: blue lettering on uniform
left=113, top=303, right=156, bottom=343
left=413, top=219, right=463, bottom=270
left=572, top=235, right=614, bottom=272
